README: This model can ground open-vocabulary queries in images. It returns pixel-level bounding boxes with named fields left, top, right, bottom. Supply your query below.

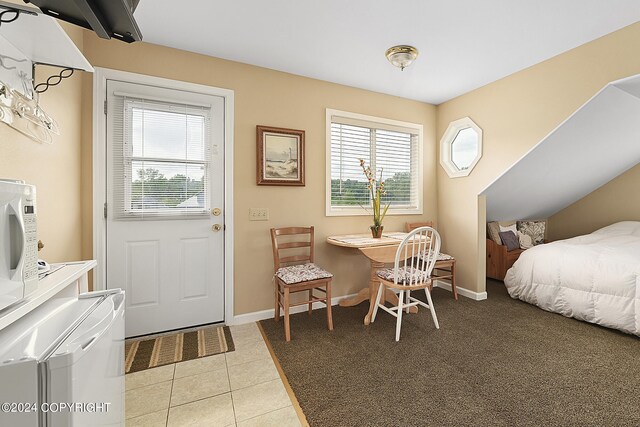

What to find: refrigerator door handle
left=81, top=337, right=96, bottom=350
left=53, top=292, right=125, bottom=359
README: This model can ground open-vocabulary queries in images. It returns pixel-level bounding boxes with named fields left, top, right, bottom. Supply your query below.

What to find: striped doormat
left=125, top=325, right=235, bottom=374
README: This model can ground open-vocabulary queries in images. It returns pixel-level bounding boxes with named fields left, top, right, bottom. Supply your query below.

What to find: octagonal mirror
left=440, top=117, right=482, bottom=178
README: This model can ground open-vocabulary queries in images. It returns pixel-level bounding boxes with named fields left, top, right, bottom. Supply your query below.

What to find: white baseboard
left=231, top=280, right=489, bottom=325
left=231, top=292, right=357, bottom=325
left=434, top=280, right=488, bottom=301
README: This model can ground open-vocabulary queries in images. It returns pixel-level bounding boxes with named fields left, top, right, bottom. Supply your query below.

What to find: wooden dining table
left=327, top=232, right=457, bottom=325
left=326, top=232, right=419, bottom=325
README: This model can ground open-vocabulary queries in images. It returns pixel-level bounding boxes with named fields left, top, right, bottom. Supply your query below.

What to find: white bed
left=504, top=221, right=640, bottom=336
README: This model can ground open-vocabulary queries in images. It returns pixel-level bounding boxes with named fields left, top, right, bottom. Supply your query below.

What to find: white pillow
left=499, top=223, right=517, bottom=235
left=518, top=231, right=533, bottom=249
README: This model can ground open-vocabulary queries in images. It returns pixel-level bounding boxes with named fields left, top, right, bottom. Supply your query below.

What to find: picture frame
left=256, top=125, right=305, bottom=186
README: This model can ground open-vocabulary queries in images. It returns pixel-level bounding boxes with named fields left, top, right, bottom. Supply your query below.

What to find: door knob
left=212, top=208, right=221, bottom=216
left=212, top=224, right=222, bottom=232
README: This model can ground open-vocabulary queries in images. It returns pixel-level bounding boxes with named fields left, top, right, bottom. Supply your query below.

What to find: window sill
left=325, top=207, right=423, bottom=217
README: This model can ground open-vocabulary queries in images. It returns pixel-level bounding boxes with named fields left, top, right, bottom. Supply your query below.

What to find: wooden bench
left=486, top=238, right=525, bottom=281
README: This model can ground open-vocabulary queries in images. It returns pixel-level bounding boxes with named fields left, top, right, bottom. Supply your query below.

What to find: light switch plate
left=249, top=208, right=269, bottom=221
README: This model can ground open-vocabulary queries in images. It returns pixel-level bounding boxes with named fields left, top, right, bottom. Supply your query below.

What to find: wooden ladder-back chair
left=405, top=222, right=458, bottom=300
left=372, top=226, right=441, bottom=341
left=270, top=226, right=334, bottom=341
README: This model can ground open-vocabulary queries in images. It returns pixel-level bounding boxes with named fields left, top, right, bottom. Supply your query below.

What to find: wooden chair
left=270, top=226, right=334, bottom=341
left=371, top=226, right=441, bottom=341
left=405, top=222, right=458, bottom=300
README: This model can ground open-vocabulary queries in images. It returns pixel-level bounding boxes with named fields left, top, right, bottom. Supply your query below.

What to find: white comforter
left=504, top=221, right=640, bottom=336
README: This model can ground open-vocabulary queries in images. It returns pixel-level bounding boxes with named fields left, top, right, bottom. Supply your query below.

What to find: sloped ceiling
left=482, top=74, right=640, bottom=221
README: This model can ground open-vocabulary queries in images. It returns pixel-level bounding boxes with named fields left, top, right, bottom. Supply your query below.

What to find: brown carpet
left=125, top=325, right=234, bottom=373
left=260, top=280, right=639, bottom=427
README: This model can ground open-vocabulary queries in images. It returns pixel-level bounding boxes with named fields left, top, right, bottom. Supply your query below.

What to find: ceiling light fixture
left=385, top=45, right=419, bottom=71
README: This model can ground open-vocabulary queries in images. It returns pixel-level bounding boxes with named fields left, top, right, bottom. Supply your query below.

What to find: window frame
left=325, top=109, right=423, bottom=217
left=439, top=116, right=483, bottom=178
left=118, top=97, right=212, bottom=219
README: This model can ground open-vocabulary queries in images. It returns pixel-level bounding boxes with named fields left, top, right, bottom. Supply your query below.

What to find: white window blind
left=111, top=93, right=212, bottom=219
left=328, top=111, right=422, bottom=215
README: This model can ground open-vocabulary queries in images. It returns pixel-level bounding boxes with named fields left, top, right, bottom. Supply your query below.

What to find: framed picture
left=256, top=125, right=305, bottom=186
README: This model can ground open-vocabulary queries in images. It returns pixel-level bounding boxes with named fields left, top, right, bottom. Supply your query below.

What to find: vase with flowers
left=359, top=159, right=390, bottom=238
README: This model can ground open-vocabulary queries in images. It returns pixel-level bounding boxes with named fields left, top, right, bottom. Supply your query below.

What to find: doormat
left=125, top=325, right=235, bottom=374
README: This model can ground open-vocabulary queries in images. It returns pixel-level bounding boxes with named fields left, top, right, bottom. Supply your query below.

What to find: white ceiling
left=134, top=1, right=640, bottom=104
left=482, top=74, right=640, bottom=221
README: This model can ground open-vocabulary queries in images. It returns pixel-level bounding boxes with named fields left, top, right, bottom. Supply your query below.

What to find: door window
left=112, top=95, right=212, bottom=219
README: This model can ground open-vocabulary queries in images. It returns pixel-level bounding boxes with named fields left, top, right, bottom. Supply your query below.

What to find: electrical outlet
left=249, top=208, right=269, bottom=221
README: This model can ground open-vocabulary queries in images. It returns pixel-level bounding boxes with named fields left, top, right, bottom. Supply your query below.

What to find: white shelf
left=0, top=2, right=92, bottom=72
left=0, top=260, right=97, bottom=331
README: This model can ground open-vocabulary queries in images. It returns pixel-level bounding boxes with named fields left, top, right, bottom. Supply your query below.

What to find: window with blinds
left=327, top=110, right=423, bottom=215
left=111, top=94, right=212, bottom=219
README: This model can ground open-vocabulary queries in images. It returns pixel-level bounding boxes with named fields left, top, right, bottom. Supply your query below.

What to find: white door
left=105, top=79, right=225, bottom=337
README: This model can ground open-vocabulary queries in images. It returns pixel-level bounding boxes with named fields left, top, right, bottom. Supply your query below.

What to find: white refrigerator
left=0, top=290, right=125, bottom=426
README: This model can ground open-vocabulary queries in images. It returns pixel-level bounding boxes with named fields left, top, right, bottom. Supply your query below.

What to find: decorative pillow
left=518, top=231, right=533, bottom=250
left=499, top=231, right=519, bottom=251
left=377, top=266, right=430, bottom=284
left=275, top=263, right=333, bottom=285
left=487, top=222, right=502, bottom=245
left=517, top=220, right=546, bottom=245
left=499, top=223, right=518, bottom=235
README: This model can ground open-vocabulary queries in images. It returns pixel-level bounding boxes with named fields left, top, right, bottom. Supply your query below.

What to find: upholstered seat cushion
left=275, top=263, right=333, bottom=285
left=377, top=266, right=432, bottom=284
left=417, top=251, right=455, bottom=262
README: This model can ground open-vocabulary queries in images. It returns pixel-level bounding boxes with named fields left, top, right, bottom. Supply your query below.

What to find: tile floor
left=125, top=322, right=303, bottom=427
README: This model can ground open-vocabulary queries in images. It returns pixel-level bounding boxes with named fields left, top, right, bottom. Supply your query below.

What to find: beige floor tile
left=231, top=379, right=292, bottom=422
left=126, top=409, right=168, bottom=427
left=236, top=406, right=301, bottom=427
left=125, top=380, right=172, bottom=419
left=170, top=368, right=230, bottom=407
left=167, top=393, right=235, bottom=427
left=232, top=333, right=265, bottom=350
left=225, top=339, right=270, bottom=367
left=228, top=357, right=279, bottom=391
left=126, top=364, right=175, bottom=391
left=174, top=353, right=227, bottom=379
left=229, top=322, right=262, bottom=345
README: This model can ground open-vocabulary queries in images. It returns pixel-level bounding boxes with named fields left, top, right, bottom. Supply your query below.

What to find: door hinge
left=104, top=100, right=107, bottom=115
left=103, top=202, right=107, bottom=219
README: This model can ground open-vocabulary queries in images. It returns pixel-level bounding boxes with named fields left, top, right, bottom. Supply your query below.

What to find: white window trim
left=119, top=100, right=211, bottom=218
left=440, top=116, right=483, bottom=178
left=92, top=67, right=235, bottom=324
left=325, top=108, right=423, bottom=216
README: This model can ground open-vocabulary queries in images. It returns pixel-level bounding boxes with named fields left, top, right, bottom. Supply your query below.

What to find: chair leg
left=451, top=265, right=458, bottom=301
left=405, top=290, right=411, bottom=313
left=284, top=287, right=291, bottom=341
left=371, top=283, right=384, bottom=323
left=425, top=288, right=440, bottom=329
left=326, top=282, right=333, bottom=331
left=274, top=282, right=280, bottom=322
left=308, top=289, right=313, bottom=315
left=395, top=290, right=405, bottom=341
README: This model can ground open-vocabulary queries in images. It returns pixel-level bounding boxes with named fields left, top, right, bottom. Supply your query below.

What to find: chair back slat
left=273, top=227, right=313, bottom=236
left=270, top=226, right=315, bottom=271
left=277, top=242, right=311, bottom=250
left=405, top=221, right=434, bottom=232
left=394, top=226, right=441, bottom=287
left=279, top=254, right=312, bottom=264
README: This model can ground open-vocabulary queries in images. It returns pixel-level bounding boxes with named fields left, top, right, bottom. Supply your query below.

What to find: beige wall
left=5, top=18, right=639, bottom=315
left=547, top=163, right=640, bottom=240
left=436, top=22, right=640, bottom=293
left=80, top=35, right=437, bottom=315
left=0, top=24, right=84, bottom=263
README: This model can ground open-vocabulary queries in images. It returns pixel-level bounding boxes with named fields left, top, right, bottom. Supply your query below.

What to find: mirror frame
left=440, top=116, right=483, bottom=178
